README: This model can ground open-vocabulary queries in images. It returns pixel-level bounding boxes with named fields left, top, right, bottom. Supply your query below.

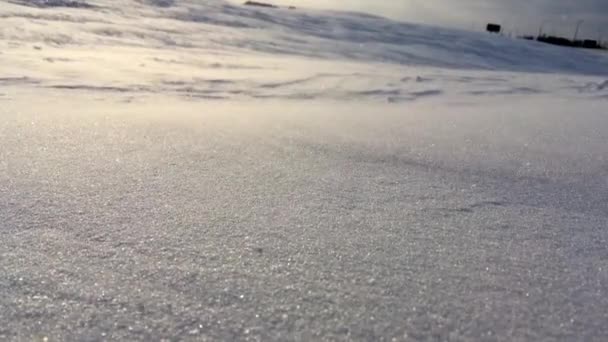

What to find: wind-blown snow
left=1, top=0, right=607, bottom=340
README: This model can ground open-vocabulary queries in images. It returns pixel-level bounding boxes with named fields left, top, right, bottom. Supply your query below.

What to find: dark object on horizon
left=288, top=6, right=296, bottom=10
left=537, top=35, right=573, bottom=47
left=535, top=35, right=604, bottom=50
left=582, top=39, right=599, bottom=49
left=486, top=23, right=501, bottom=34
left=244, top=1, right=277, bottom=8
left=521, top=35, right=535, bottom=40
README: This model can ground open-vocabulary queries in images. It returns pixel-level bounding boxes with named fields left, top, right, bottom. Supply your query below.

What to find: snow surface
left=1, top=0, right=608, bottom=340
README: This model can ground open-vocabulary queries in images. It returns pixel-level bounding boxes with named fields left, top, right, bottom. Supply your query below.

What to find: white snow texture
left=1, top=0, right=608, bottom=341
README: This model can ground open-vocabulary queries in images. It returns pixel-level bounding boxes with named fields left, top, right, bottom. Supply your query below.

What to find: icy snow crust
left=1, top=0, right=608, bottom=340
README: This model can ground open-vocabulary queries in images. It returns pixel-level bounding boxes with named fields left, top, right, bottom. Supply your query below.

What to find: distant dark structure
left=582, top=39, right=599, bottom=49
left=529, top=19, right=606, bottom=50
left=244, top=1, right=277, bottom=8
left=486, top=23, right=501, bottom=34
left=537, top=35, right=573, bottom=47
left=536, top=35, right=603, bottom=50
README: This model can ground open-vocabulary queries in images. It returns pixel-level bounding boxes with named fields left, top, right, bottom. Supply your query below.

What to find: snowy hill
left=5, top=0, right=608, bottom=74
left=1, top=0, right=608, bottom=102
left=1, top=1, right=608, bottom=341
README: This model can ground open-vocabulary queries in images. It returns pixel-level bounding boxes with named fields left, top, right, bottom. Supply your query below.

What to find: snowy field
left=1, top=0, right=608, bottom=340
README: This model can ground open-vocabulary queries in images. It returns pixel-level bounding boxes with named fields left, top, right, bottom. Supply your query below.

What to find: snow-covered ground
left=1, top=0, right=608, bottom=340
